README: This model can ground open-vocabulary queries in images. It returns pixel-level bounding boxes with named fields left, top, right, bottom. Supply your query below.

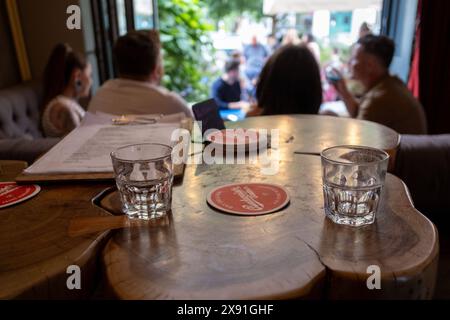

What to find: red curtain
left=407, top=0, right=421, bottom=99
left=410, top=0, right=450, bottom=134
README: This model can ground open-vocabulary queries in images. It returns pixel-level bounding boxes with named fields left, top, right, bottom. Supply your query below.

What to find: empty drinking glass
left=321, top=145, right=389, bottom=227
left=111, top=143, right=173, bottom=220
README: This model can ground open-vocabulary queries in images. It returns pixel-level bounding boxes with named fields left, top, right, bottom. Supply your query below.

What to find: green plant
left=159, top=0, right=214, bottom=103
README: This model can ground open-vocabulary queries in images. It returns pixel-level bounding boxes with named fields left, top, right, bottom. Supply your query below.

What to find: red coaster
left=0, top=182, right=41, bottom=209
left=206, top=129, right=266, bottom=147
left=207, top=183, right=290, bottom=216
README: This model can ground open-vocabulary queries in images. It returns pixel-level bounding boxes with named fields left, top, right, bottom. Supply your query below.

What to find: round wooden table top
left=99, top=117, right=436, bottom=300
left=0, top=116, right=429, bottom=300
left=0, top=161, right=112, bottom=299
left=226, top=115, right=400, bottom=155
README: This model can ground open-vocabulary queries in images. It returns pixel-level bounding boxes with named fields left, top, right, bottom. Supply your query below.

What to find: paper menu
left=24, top=123, right=179, bottom=174
left=80, top=111, right=187, bottom=126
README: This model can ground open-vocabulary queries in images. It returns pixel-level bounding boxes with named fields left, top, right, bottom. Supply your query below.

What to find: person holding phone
left=331, top=35, right=427, bottom=134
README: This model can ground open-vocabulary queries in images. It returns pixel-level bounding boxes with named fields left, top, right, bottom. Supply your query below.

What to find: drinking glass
left=111, top=143, right=173, bottom=220
left=321, top=145, right=389, bottom=227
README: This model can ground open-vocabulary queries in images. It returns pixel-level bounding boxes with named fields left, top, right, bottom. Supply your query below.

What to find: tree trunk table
left=226, top=114, right=400, bottom=154
left=100, top=154, right=438, bottom=300
left=0, top=116, right=423, bottom=300
left=0, top=161, right=112, bottom=299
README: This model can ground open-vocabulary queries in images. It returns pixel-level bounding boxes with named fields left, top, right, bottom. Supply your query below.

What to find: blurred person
left=359, top=22, right=372, bottom=39
left=267, top=34, right=281, bottom=54
left=248, top=45, right=322, bottom=116
left=303, top=33, right=321, bottom=63
left=243, top=35, right=269, bottom=83
left=230, top=51, right=251, bottom=102
left=41, top=43, right=92, bottom=137
left=322, top=47, right=344, bottom=103
left=211, top=60, right=248, bottom=110
left=282, top=29, right=302, bottom=46
left=332, top=35, right=427, bottom=134
left=88, top=30, right=192, bottom=118
left=231, top=50, right=244, bottom=64
left=330, top=47, right=343, bottom=69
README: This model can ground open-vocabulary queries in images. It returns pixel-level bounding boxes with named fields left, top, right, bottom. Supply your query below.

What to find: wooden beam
left=6, top=0, right=32, bottom=81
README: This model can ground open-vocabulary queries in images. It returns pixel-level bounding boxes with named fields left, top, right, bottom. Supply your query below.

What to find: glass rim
left=110, top=143, right=173, bottom=163
left=320, top=145, right=390, bottom=165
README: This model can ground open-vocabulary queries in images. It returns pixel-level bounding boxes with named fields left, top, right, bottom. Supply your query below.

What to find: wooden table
left=226, top=115, right=400, bottom=155
left=0, top=161, right=112, bottom=299
left=100, top=155, right=438, bottom=300
left=0, top=115, right=435, bottom=300
left=227, top=115, right=400, bottom=171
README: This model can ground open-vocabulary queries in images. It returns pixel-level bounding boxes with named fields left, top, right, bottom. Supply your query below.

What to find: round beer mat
left=207, top=183, right=290, bottom=216
left=0, top=182, right=41, bottom=209
left=205, top=129, right=267, bottom=148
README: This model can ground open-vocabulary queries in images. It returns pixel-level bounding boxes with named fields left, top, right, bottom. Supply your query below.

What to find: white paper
left=25, top=123, right=180, bottom=174
left=80, top=111, right=187, bottom=126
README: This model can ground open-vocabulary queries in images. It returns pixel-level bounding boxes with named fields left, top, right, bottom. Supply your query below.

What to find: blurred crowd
left=210, top=23, right=376, bottom=113
left=39, top=22, right=427, bottom=139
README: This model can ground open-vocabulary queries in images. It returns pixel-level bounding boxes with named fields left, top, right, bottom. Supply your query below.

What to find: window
left=134, top=0, right=154, bottom=30
left=116, top=0, right=127, bottom=35
left=91, top=0, right=158, bottom=84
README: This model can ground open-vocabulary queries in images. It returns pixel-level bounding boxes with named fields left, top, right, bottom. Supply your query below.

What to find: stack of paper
left=24, top=112, right=182, bottom=175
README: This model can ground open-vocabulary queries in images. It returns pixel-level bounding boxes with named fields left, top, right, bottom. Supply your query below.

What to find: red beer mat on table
left=0, top=182, right=41, bottom=209
left=207, top=183, right=290, bottom=216
left=206, top=129, right=263, bottom=146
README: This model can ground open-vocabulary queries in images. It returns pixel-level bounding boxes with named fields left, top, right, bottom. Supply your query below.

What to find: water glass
left=111, top=143, right=173, bottom=220
left=321, top=145, right=389, bottom=227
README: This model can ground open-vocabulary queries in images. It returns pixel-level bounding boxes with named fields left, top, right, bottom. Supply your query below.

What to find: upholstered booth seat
left=0, top=82, right=44, bottom=139
left=0, top=82, right=59, bottom=164
left=0, top=138, right=60, bottom=164
left=394, top=134, right=450, bottom=220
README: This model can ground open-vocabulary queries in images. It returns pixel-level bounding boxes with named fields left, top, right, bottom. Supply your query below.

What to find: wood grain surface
left=227, top=115, right=400, bottom=171
left=226, top=115, right=400, bottom=155
left=100, top=155, right=438, bottom=300
left=0, top=116, right=417, bottom=300
left=0, top=161, right=27, bottom=181
left=0, top=161, right=113, bottom=299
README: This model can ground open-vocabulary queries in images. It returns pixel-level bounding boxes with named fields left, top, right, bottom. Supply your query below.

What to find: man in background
left=88, top=30, right=193, bottom=118
left=332, top=35, right=427, bottom=134
left=243, top=35, right=269, bottom=83
left=211, top=59, right=248, bottom=110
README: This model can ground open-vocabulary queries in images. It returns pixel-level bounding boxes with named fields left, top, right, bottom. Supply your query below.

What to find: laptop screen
left=192, top=99, right=226, bottom=137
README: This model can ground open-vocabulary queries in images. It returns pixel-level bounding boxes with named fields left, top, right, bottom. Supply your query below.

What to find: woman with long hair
left=253, top=45, right=322, bottom=116
left=41, top=43, right=92, bottom=137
